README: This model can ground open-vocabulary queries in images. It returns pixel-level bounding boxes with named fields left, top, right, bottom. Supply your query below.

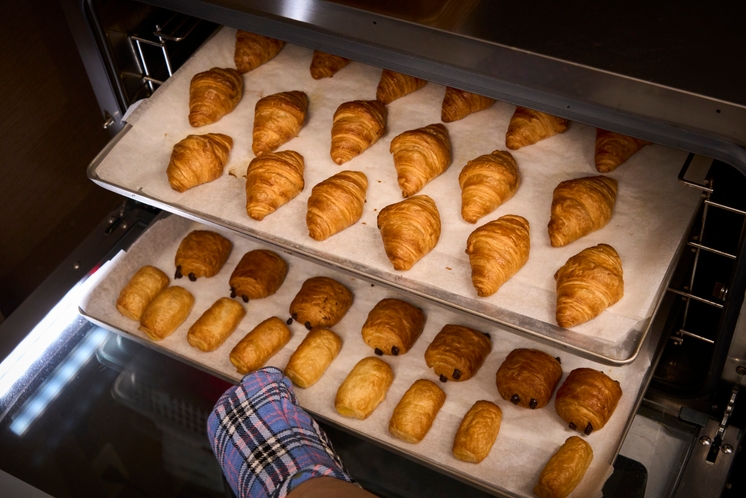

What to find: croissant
left=245, top=150, right=305, bottom=221
left=548, top=175, right=618, bottom=247
left=330, top=100, right=387, bottom=164
left=310, top=50, right=351, bottom=79
left=167, top=133, right=233, bottom=192
left=390, top=123, right=452, bottom=198
left=458, top=150, right=520, bottom=223
left=505, top=107, right=568, bottom=150
left=306, top=170, right=368, bottom=241
left=465, top=215, right=530, bottom=297
left=595, top=129, right=651, bottom=173
left=534, top=436, right=594, bottom=498
left=377, top=195, right=441, bottom=271
left=188, top=67, right=243, bottom=127
left=252, top=91, right=308, bottom=156
left=555, top=244, right=624, bottom=328
left=376, top=69, right=428, bottom=105
left=234, top=30, right=285, bottom=74
left=555, top=368, right=623, bottom=435
left=495, top=349, right=562, bottom=409
left=174, top=230, right=232, bottom=281
left=441, top=87, right=495, bottom=123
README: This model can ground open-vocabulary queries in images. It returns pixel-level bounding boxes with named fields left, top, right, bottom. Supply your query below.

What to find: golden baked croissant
left=555, top=368, right=623, bottom=435
left=245, top=150, right=305, bottom=221
left=187, top=297, right=246, bottom=352
left=595, top=129, right=651, bottom=173
left=139, top=286, right=195, bottom=341
left=548, top=175, right=618, bottom=247
left=505, top=107, right=568, bottom=150
left=252, top=91, right=308, bottom=156
left=390, top=123, right=452, bottom=198
left=441, top=87, right=495, bottom=123
left=167, top=133, right=233, bottom=192
left=377, top=195, right=441, bottom=271
left=188, top=67, right=243, bottom=127
left=229, top=250, right=288, bottom=302
left=376, top=69, right=428, bottom=105
left=335, top=357, right=394, bottom=420
left=458, top=150, right=520, bottom=224
left=285, top=328, right=343, bottom=388
left=534, top=436, right=594, bottom=498
left=361, top=298, right=426, bottom=356
left=555, top=244, right=624, bottom=328
left=465, top=215, right=530, bottom=297
left=330, top=100, right=387, bottom=165
left=230, top=317, right=291, bottom=374
left=289, top=276, right=354, bottom=329
left=174, top=230, right=232, bottom=281
left=495, top=349, right=562, bottom=409
left=452, top=400, right=502, bottom=463
left=424, top=324, right=492, bottom=382
left=310, top=50, right=351, bottom=79
left=116, top=266, right=169, bottom=321
left=306, top=170, right=368, bottom=241
left=234, top=30, right=285, bottom=74
left=388, top=379, right=445, bottom=444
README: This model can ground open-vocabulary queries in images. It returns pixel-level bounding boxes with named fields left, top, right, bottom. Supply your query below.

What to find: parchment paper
left=92, top=26, right=700, bottom=361
left=80, top=215, right=654, bottom=498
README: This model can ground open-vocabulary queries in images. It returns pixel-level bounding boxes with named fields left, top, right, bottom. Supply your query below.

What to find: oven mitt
left=208, top=367, right=356, bottom=498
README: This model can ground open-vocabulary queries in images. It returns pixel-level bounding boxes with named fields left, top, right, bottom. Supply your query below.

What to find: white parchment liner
left=81, top=216, right=654, bottom=498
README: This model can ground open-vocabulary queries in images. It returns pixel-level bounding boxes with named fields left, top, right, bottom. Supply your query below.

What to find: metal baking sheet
left=79, top=215, right=657, bottom=498
left=88, top=26, right=701, bottom=364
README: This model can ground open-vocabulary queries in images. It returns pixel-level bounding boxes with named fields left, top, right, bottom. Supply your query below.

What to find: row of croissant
left=116, top=227, right=622, bottom=497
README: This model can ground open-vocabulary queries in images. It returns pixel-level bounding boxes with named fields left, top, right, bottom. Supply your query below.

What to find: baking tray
left=79, top=215, right=657, bottom=498
left=87, top=26, right=701, bottom=364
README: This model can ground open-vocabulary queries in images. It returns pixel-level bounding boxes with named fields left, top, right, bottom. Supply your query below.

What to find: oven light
left=281, top=0, right=312, bottom=23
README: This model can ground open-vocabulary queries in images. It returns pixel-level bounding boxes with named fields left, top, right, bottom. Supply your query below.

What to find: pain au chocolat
left=335, top=357, right=394, bottom=420
left=174, top=230, right=232, bottom=281
left=534, top=436, right=593, bottom=498
left=361, top=298, right=426, bottom=356
left=229, top=249, right=288, bottom=302
left=289, top=276, right=353, bottom=329
left=555, top=368, right=623, bottom=435
left=424, top=324, right=491, bottom=382
left=495, top=349, right=562, bottom=409
left=388, top=379, right=446, bottom=444
left=285, top=328, right=343, bottom=388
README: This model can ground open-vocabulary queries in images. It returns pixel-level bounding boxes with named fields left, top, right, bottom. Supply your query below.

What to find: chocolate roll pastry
left=452, top=400, right=503, bottom=463
left=138, top=286, right=194, bottom=341
left=495, top=348, right=563, bottom=409
left=116, top=265, right=169, bottom=321
left=174, top=230, right=232, bottom=281
left=289, top=276, right=354, bottom=328
left=424, top=324, right=491, bottom=382
left=361, top=298, right=426, bottom=356
left=534, top=436, right=593, bottom=498
left=187, top=297, right=246, bottom=352
left=388, top=379, right=446, bottom=443
left=555, top=368, right=623, bottom=435
left=335, top=357, right=394, bottom=420
left=285, top=328, right=343, bottom=388
left=229, top=249, right=288, bottom=302
left=229, top=317, right=291, bottom=374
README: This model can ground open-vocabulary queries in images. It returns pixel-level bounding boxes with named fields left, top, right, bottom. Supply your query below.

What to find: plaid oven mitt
left=208, top=367, right=355, bottom=498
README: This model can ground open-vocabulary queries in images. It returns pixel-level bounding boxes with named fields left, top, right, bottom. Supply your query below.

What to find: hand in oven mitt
left=208, top=367, right=356, bottom=498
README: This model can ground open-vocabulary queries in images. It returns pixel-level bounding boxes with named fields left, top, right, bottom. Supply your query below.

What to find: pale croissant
left=595, top=129, right=651, bottom=173
left=458, top=150, right=520, bottom=223
left=441, top=87, right=495, bottom=123
left=465, top=215, right=530, bottom=297
left=310, top=50, right=351, bottom=79
left=252, top=91, right=308, bottom=156
left=188, top=67, right=243, bottom=127
left=330, top=100, right=387, bottom=164
left=245, top=150, right=304, bottom=221
left=555, top=244, right=624, bottom=328
left=307, top=170, right=368, bottom=241
left=234, top=30, right=284, bottom=74
left=390, top=123, right=452, bottom=198
left=548, top=175, right=618, bottom=247
left=167, top=133, right=233, bottom=192
left=505, top=107, right=568, bottom=150
left=377, top=195, right=441, bottom=271
left=376, top=70, right=428, bottom=105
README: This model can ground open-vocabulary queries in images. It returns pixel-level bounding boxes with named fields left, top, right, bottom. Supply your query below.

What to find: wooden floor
left=0, top=0, right=123, bottom=318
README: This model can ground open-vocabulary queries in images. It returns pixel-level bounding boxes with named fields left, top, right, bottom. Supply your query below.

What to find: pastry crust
left=335, top=357, right=394, bottom=419
left=505, top=107, right=568, bottom=150
left=138, top=286, right=194, bottom=341
left=534, top=436, right=594, bottom=498
left=229, top=249, right=288, bottom=302
left=234, top=30, right=285, bottom=74
left=289, top=276, right=354, bottom=328
left=310, top=50, right=351, bottom=79
left=459, top=149, right=520, bottom=224
left=229, top=316, right=291, bottom=374
left=555, top=244, right=624, bottom=328
left=187, top=297, right=246, bottom=352
left=116, top=265, right=169, bottom=321
left=555, top=368, right=623, bottom=434
left=424, top=324, right=492, bottom=382
left=376, top=69, right=427, bottom=105
left=361, top=298, right=426, bottom=356
left=245, top=150, right=305, bottom=221
left=441, top=87, right=495, bottom=123
left=174, top=230, right=232, bottom=281
left=377, top=195, right=441, bottom=271
left=252, top=91, right=308, bottom=156
left=465, top=215, right=530, bottom=297
left=495, top=349, right=562, bottom=409
left=188, top=67, right=243, bottom=127
left=330, top=100, right=387, bottom=165
left=167, top=133, right=233, bottom=192
left=452, top=400, right=503, bottom=463
left=548, top=175, right=618, bottom=247
left=306, top=170, right=368, bottom=241
left=390, top=123, right=452, bottom=198
left=388, top=379, right=446, bottom=443
left=285, top=328, right=343, bottom=388
left=594, top=129, right=651, bottom=173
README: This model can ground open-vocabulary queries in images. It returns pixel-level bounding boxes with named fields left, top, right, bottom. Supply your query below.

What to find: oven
left=1, top=1, right=745, bottom=497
